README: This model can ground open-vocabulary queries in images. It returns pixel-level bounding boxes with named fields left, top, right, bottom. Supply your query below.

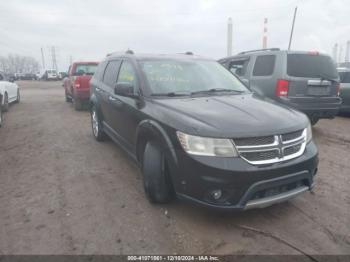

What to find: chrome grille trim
left=233, top=129, right=306, bottom=165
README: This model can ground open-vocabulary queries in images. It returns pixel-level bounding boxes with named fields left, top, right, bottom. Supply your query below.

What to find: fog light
left=211, top=189, right=222, bottom=200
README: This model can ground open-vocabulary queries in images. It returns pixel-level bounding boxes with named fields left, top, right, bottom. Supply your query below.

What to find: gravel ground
left=0, top=81, right=349, bottom=256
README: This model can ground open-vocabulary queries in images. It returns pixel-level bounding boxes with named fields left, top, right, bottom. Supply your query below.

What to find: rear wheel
left=142, top=141, right=174, bottom=204
left=73, top=96, right=83, bottom=110
left=2, top=93, right=9, bottom=112
left=91, top=105, right=106, bottom=141
left=0, top=106, right=3, bottom=127
left=65, top=90, right=72, bottom=102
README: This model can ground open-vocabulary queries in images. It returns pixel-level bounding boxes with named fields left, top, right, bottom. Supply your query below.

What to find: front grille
left=240, top=150, right=279, bottom=162
left=234, top=136, right=274, bottom=146
left=284, top=144, right=302, bottom=156
left=234, top=129, right=306, bottom=165
left=250, top=180, right=306, bottom=200
left=282, top=130, right=303, bottom=142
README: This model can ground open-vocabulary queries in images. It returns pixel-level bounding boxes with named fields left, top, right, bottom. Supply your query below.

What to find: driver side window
left=117, top=61, right=138, bottom=91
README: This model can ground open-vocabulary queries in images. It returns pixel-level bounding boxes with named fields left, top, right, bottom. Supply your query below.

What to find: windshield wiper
left=317, top=73, right=337, bottom=82
left=191, top=88, right=245, bottom=96
left=151, top=92, right=190, bottom=97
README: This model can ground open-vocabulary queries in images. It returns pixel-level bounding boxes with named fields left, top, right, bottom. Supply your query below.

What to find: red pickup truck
left=63, top=61, right=99, bottom=110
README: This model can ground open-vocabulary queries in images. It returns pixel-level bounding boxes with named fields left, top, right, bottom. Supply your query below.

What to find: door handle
left=108, top=96, right=117, bottom=101
left=96, top=87, right=102, bottom=92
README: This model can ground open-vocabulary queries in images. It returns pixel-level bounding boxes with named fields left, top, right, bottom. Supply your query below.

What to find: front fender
left=136, top=120, right=178, bottom=166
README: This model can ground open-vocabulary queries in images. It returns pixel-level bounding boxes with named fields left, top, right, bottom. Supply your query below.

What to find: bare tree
left=0, top=54, right=40, bottom=73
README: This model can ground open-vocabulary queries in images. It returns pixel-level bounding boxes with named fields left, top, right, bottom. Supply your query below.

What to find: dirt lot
left=0, top=80, right=349, bottom=256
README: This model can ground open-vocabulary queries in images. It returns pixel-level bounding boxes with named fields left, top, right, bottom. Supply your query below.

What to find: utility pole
left=338, top=45, right=343, bottom=64
left=288, top=7, right=298, bottom=50
left=50, top=46, right=58, bottom=71
left=227, top=17, right=233, bottom=56
left=41, top=47, right=46, bottom=69
left=262, top=18, right=268, bottom=49
left=345, top=41, right=350, bottom=63
left=333, top=43, right=338, bottom=63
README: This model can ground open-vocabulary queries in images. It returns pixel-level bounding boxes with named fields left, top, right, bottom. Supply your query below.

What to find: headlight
left=176, top=131, right=238, bottom=157
left=306, top=123, right=312, bottom=143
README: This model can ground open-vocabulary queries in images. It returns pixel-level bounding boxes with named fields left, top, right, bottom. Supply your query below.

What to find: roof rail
left=238, top=48, right=280, bottom=55
left=126, top=49, right=134, bottom=55
left=185, top=51, right=193, bottom=55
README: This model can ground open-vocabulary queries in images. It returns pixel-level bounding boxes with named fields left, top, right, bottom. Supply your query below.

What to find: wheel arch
left=135, top=120, right=178, bottom=167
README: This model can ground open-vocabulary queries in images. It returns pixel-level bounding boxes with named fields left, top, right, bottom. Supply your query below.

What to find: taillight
left=275, top=79, right=289, bottom=97
left=74, top=78, right=81, bottom=88
left=336, top=83, right=340, bottom=96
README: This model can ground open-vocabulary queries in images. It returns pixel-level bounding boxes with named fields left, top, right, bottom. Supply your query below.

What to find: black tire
left=142, top=141, right=174, bottom=204
left=309, top=116, right=319, bottom=126
left=15, top=89, right=20, bottom=103
left=65, top=90, right=72, bottom=102
left=0, top=107, right=3, bottom=127
left=2, top=93, right=9, bottom=112
left=73, top=96, right=83, bottom=110
left=91, top=105, right=106, bottom=141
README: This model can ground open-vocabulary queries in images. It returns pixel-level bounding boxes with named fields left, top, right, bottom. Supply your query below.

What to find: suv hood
left=152, top=94, right=309, bottom=138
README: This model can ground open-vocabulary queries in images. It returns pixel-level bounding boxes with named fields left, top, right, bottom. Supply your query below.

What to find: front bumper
left=279, top=96, right=342, bottom=119
left=170, top=142, right=318, bottom=210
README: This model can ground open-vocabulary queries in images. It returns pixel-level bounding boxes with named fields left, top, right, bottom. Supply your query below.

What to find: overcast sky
left=0, top=0, right=349, bottom=71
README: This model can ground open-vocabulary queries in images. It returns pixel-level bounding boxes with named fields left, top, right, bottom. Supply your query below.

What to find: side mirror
left=114, top=82, right=137, bottom=98
left=241, top=78, right=250, bottom=88
left=9, top=77, right=15, bottom=83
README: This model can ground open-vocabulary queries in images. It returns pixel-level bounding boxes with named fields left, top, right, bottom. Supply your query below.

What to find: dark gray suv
left=89, top=51, right=318, bottom=210
left=219, top=48, right=342, bottom=125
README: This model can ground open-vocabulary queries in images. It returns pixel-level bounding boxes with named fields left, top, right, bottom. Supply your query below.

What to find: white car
left=43, top=69, right=58, bottom=81
left=0, top=71, right=20, bottom=112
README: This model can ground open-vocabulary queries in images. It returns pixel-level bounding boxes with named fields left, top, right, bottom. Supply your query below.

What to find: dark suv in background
left=219, top=49, right=341, bottom=125
left=89, top=51, right=318, bottom=210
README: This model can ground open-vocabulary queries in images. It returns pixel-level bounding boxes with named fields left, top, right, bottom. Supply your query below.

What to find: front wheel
left=15, top=89, right=20, bottom=103
left=91, top=106, right=106, bottom=141
left=2, top=93, right=9, bottom=112
left=309, top=115, right=319, bottom=126
left=142, top=141, right=174, bottom=204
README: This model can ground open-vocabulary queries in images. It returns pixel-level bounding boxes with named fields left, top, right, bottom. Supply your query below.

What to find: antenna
left=288, top=7, right=298, bottom=50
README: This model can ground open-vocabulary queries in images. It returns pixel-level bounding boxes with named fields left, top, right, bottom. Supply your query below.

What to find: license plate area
left=307, top=86, right=330, bottom=96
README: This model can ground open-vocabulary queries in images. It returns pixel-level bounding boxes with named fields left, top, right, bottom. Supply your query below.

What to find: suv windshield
left=139, top=59, right=248, bottom=95
left=75, top=64, right=97, bottom=75
left=339, top=71, right=350, bottom=83
left=287, top=54, right=338, bottom=79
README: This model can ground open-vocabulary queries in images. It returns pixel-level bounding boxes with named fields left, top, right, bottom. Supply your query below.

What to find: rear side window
left=103, top=60, right=121, bottom=87
left=94, top=61, right=107, bottom=80
left=253, top=55, right=275, bottom=76
left=339, top=72, right=350, bottom=83
left=228, top=59, right=249, bottom=76
left=287, top=54, right=338, bottom=78
left=0, top=74, right=3, bottom=81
